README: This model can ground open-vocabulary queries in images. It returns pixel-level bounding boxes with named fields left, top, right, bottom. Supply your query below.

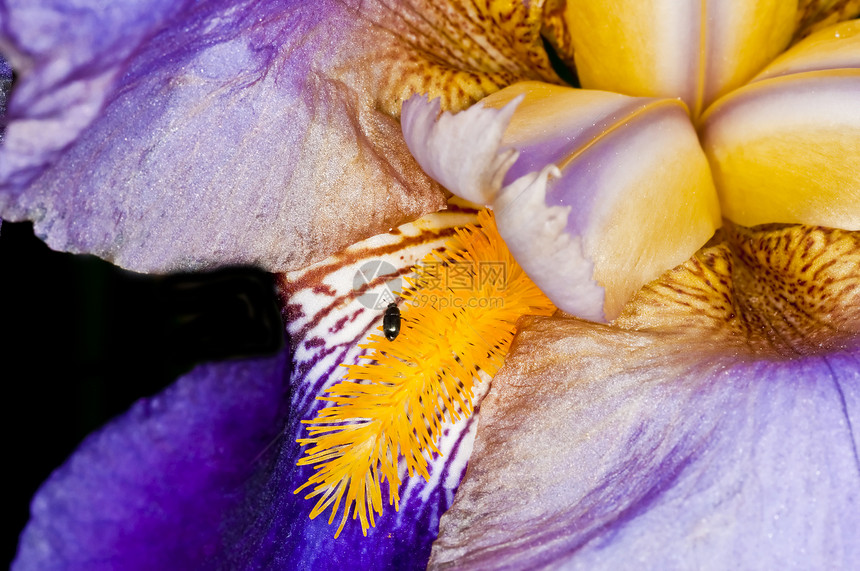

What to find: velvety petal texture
left=0, top=0, right=558, bottom=273
left=14, top=352, right=291, bottom=570
left=700, top=20, right=860, bottom=230
left=429, top=224, right=860, bottom=569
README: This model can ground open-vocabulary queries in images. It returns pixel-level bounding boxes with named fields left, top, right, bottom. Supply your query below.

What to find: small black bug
left=382, top=302, right=401, bottom=341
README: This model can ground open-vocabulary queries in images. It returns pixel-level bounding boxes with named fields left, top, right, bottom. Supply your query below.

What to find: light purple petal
left=0, top=0, right=560, bottom=273
left=429, top=224, right=860, bottom=568
left=402, top=83, right=721, bottom=322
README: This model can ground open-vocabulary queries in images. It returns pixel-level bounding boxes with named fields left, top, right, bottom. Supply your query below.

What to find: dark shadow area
left=1, top=221, right=283, bottom=566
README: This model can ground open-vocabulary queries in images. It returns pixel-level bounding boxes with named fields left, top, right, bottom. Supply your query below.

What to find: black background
left=1, top=221, right=283, bottom=566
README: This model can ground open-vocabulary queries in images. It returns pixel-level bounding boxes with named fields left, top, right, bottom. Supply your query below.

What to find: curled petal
left=429, top=224, right=860, bottom=569
left=560, top=0, right=795, bottom=117
left=0, top=0, right=558, bottom=273
left=700, top=25, right=860, bottom=230
left=401, top=95, right=521, bottom=207
left=403, top=83, right=720, bottom=321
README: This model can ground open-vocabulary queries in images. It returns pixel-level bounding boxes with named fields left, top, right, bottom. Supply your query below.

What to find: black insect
left=383, top=302, right=401, bottom=341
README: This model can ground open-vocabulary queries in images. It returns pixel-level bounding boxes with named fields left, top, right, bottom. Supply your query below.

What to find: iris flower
left=2, top=0, right=859, bottom=569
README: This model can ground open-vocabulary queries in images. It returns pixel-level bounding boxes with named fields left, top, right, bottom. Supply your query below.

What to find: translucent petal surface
left=0, top=0, right=558, bottom=273
left=701, top=24, right=860, bottom=230
left=562, top=0, right=795, bottom=117
left=429, top=224, right=860, bottom=569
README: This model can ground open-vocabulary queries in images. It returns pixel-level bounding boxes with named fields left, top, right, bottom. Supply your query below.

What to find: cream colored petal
left=701, top=69, right=860, bottom=229
left=401, top=94, right=522, bottom=206
left=403, top=82, right=721, bottom=322
left=558, top=0, right=795, bottom=118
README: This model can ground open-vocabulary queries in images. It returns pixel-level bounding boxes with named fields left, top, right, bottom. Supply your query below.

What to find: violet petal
left=13, top=352, right=291, bottom=570
left=0, top=0, right=450, bottom=273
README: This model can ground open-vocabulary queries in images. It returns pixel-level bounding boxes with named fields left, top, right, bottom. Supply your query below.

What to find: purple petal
left=256, top=203, right=487, bottom=567
left=14, top=352, right=291, bottom=570
left=0, top=0, right=447, bottom=273
left=429, top=224, right=860, bottom=568
left=14, top=204, right=486, bottom=570
left=0, top=0, right=561, bottom=273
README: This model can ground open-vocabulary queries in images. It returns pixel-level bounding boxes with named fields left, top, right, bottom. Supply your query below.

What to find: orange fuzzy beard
left=294, top=209, right=556, bottom=538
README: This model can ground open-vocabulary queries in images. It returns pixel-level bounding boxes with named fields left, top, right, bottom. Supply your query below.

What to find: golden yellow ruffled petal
left=700, top=67, right=860, bottom=230
left=479, top=82, right=721, bottom=321
left=754, top=19, right=860, bottom=82
left=619, top=223, right=860, bottom=355
left=559, top=0, right=795, bottom=118
left=794, top=0, right=860, bottom=40
left=363, top=0, right=562, bottom=116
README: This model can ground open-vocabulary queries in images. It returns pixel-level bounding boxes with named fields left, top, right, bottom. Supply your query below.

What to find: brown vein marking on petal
left=541, top=0, right=576, bottom=76
left=344, top=0, right=562, bottom=117
left=794, top=0, right=860, bottom=41
left=278, top=202, right=480, bottom=345
left=615, top=224, right=860, bottom=358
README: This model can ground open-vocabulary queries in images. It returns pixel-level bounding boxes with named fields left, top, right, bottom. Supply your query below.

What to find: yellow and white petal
left=794, top=0, right=860, bottom=40
left=701, top=46, right=860, bottom=229
left=401, top=95, right=522, bottom=206
left=753, top=19, right=860, bottom=82
left=561, top=0, right=795, bottom=118
left=403, top=82, right=721, bottom=322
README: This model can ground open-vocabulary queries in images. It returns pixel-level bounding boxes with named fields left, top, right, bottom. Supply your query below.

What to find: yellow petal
left=562, top=0, right=796, bottom=118
left=357, top=0, right=564, bottom=116
left=700, top=23, right=860, bottom=230
left=754, top=19, right=860, bottom=82
left=404, top=82, right=721, bottom=321
left=794, top=0, right=860, bottom=40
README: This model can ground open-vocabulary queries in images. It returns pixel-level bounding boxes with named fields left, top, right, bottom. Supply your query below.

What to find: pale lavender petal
left=429, top=225, right=860, bottom=569
left=5, top=0, right=575, bottom=273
